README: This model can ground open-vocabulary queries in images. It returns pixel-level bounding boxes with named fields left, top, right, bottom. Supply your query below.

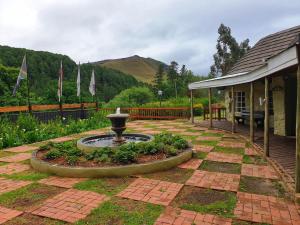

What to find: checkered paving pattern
left=206, top=152, right=243, bottom=163
left=117, top=178, right=183, bottom=206
left=167, top=128, right=186, bottom=133
left=0, top=163, right=30, bottom=175
left=0, top=153, right=32, bottom=162
left=0, top=177, right=32, bottom=195
left=49, top=136, right=76, bottom=143
left=155, top=207, right=232, bottom=225
left=38, top=176, right=87, bottom=188
left=180, top=132, right=198, bottom=136
left=193, top=144, right=214, bottom=153
left=196, top=136, right=221, bottom=141
left=4, top=145, right=38, bottom=153
left=0, top=206, right=23, bottom=224
left=241, top=164, right=279, bottom=179
left=217, top=141, right=246, bottom=148
left=186, top=170, right=240, bottom=192
left=244, top=148, right=258, bottom=156
left=178, top=159, right=203, bottom=170
left=234, top=192, right=300, bottom=224
left=31, top=189, right=109, bottom=223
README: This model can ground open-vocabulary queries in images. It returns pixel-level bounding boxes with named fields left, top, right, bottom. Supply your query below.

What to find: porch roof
left=189, top=45, right=298, bottom=90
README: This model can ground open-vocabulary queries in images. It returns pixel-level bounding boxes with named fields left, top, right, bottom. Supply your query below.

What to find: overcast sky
left=0, top=0, right=300, bottom=75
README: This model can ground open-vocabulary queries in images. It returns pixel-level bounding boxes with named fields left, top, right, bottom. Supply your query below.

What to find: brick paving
left=180, top=132, right=198, bottom=136
left=146, top=130, right=161, bottom=135
left=155, top=207, right=232, bottom=225
left=244, top=148, right=258, bottom=156
left=49, top=136, right=76, bottom=143
left=0, top=153, right=32, bottom=163
left=31, top=189, right=109, bottom=223
left=241, top=164, right=279, bottom=179
left=166, top=128, right=187, bottom=133
left=195, top=136, right=221, bottom=141
left=38, top=176, right=87, bottom=188
left=0, top=163, right=30, bottom=175
left=206, top=152, right=243, bottom=163
left=193, top=144, right=214, bottom=153
left=0, top=178, right=32, bottom=195
left=4, top=145, right=39, bottom=153
left=186, top=170, right=240, bottom=192
left=80, top=130, right=104, bottom=135
left=178, top=159, right=203, bottom=170
left=0, top=206, right=23, bottom=224
left=217, top=141, right=246, bottom=148
left=117, top=178, right=183, bottom=206
left=234, top=192, right=300, bottom=224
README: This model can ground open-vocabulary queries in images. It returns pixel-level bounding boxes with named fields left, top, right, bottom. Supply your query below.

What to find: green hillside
left=94, top=55, right=167, bottom=83
left=0, top=45, right=140, bottom=106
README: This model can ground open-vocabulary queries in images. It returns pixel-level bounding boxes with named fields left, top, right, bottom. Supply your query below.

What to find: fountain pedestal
left=106, top=113, right=129, bottom=144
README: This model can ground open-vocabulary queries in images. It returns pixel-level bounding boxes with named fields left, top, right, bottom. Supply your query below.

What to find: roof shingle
left=228, top=25, right=300, bottom=75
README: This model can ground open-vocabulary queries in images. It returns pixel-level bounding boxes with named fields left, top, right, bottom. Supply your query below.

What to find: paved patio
left=0, top=119, right=298, bottom=224
left=197, top=119, right=297, bottom=180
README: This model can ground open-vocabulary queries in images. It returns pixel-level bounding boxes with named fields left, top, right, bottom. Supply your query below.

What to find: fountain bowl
left=77, top=133, right=153, bottom=153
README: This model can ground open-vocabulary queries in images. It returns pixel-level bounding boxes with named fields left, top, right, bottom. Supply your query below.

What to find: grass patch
left=75, top=198, right=163, bottom=225
left=173, top=186, right=236, bottom=218
left=193, top=151, right=208, bottom=159
left=0, top=170, right=49, bottom=181
left=232, top=220, right=270, bottom=225
left=193, top=140, right=218, bottom=146
left=0, top=151, right=15, bottom=158
left=243, top=155, right=267, bottom=165
left=214, top=146, right=244, bottom=155
left=199, top=160, right=241, bottom=174
left=142, top=167, right=194, bottom=184
left=201, top=132, right=223, bottom=137
left=239, top=176, right=287, bottom=198
left=6, top=213, right=64, bottom=225
left=0, top=183, right=64, bottom=211
left=74, top=177, right=134, bottom=196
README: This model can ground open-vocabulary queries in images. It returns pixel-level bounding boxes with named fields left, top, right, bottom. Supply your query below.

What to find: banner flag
left=77, top=62, right=80, bottom=97
left=12, top=55, right=27, bottom=96
left=57, top=60, right=63, bottom=102
left=89, top=69, right=96, bottom=96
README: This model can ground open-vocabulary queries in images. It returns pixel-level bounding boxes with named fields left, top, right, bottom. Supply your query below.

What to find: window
left=235, top=91, right=246, bottom=112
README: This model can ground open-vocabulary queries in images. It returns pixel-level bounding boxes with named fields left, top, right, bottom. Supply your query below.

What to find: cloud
left=0, top=0, right=299, bottom=74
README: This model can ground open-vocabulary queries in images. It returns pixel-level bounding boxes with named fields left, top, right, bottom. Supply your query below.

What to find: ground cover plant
left=38, top=133, right=190, bottom=166
left=0, top=111, right=110, bottom=149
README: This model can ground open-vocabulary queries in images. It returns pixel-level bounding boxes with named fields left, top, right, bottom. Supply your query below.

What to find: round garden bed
left=31, top=133, right=193, bottom=178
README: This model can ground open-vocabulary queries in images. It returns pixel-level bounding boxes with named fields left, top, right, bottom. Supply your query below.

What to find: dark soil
left=232, top=219, right=270, bottom=225
left=141, top=167, right=194, bottom=184
left=199, top=160, right=241, bottom=174
left=37, top=150, right=181, bottom=167
left=172, top=186, right=230, bottom=206
left=5, top=213, right=64, bottom=225
left=239, top=176, right=287, bottom=198
left=8, top=184, right=65, bottom=211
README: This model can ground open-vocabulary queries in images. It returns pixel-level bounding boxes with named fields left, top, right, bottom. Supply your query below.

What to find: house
left=188, top=25, right=300, bottom=199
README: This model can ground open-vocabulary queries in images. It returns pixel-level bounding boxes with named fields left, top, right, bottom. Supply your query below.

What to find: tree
left=210, top=24, right=250, bottom=77
left=167, top=61, right=179, bottom=98
left=154, top=63, right=164, bottom=90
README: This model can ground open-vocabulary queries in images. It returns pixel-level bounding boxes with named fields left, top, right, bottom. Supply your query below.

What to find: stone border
left=30, top=149, right=192, bottom=178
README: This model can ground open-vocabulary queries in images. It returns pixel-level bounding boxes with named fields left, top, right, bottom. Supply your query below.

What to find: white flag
left=77, top=62, right=80, bottom=97
left=89, top=69, right=95, bottom=96
left=57, top=60, right=63, bottom=102
left=12, top=55, right=27, bottom=96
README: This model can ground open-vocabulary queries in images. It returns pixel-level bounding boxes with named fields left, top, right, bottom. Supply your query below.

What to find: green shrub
left=173, top=139, right=189, bottom=149
left=137, top=141, right=164, bottom=155
left=164, top=145, right=178, bottom=156
left=45, top=149, right=63, bottom=159
left=114, top=143, right=137, bottom=164
left=86, top=147, right=114, bottom=162
left=66, top=155, right=79, bottom=166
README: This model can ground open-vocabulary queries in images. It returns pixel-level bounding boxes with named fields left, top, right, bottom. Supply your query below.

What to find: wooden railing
left=203, top=106, right=226, bottom=120
left=0, top=104, right=194, bottom=121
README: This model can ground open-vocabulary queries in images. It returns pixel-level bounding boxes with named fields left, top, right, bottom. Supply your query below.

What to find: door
left=285, top=76, right=297, bottom=136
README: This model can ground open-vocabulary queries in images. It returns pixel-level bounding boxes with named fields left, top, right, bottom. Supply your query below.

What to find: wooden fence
left=203, top=106, right=227, bottom=120
left=0, top=103, right=194, bottom=122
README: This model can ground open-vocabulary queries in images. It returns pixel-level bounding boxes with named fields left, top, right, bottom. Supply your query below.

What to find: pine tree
left=210, top=24, right=250, bottom=77
left=154, top=63, right=164, bottom=90
left=167, top=61, right=179, bottom=98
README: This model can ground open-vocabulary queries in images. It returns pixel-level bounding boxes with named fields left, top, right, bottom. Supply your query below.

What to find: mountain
left=0, top=45, right=140, bottom=106
left=94, top=55, right=167, bottom=83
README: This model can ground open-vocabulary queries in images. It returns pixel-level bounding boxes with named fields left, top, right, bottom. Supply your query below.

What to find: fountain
left=77, top=108, right=153, bottom=151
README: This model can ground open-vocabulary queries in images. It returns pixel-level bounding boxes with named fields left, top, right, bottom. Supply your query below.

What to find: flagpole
left=95, top=74, right=99, bottom=112
left=59, top=60, right=63, bottom=122
left=26, top=54, right=32, bottom=114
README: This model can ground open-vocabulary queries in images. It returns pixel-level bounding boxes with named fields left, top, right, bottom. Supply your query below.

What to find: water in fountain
left=77, top=107, right=152, bottom=150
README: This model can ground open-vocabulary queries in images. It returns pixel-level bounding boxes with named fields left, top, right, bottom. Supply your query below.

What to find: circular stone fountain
left=30, top=107, right=192, bottom=178
left=77, top=108, right=153, bottom=152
